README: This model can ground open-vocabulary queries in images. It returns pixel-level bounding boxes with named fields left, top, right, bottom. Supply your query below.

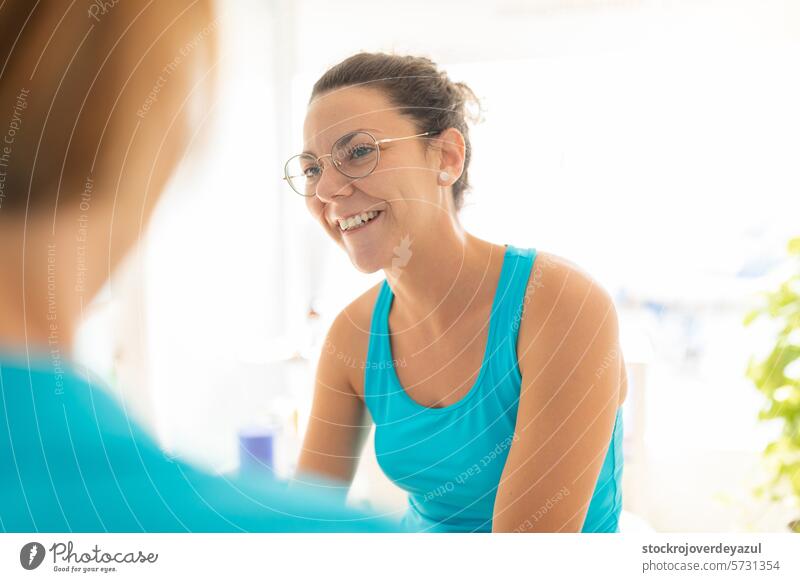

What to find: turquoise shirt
left=0, top=352, right=403, bottom=532
left=365, top=244, right=624, bottom=532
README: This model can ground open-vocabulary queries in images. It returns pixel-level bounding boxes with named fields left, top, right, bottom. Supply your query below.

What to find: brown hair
left=309, top=52, right=483, bottom=212
left=0, top=0, right=217, bottom=216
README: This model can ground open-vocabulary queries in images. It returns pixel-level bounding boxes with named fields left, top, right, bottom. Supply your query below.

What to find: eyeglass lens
left=285, top=131, right=379, bottom=196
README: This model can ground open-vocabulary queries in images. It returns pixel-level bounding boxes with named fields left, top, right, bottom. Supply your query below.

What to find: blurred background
left=73, top=0, right=800, bottom=532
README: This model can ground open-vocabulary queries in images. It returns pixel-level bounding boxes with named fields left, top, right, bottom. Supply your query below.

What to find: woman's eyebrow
left=302, top=128, right=382, bottom=155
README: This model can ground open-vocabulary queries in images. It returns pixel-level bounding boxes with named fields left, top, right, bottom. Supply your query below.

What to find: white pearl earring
left=439, top=171, right=450, bottom=184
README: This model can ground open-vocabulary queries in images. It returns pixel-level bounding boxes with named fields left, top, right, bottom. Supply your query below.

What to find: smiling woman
left=292, top=51, right=627, bottom=533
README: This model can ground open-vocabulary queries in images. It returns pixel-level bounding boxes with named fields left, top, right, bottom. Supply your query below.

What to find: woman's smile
left=338, top=208, right=384, bottom=235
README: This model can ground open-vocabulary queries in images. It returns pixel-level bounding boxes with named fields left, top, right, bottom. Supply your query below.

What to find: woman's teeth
left=338, top=210, right=380, bottom=232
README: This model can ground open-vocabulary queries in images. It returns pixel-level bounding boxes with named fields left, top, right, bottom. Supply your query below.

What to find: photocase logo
left=20, top=542, right=46, bottom=570
left=391, top=234, right=413, bottom=275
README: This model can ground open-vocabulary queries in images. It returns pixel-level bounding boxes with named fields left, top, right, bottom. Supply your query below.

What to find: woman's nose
left=314, top=159, right=355, bottom=203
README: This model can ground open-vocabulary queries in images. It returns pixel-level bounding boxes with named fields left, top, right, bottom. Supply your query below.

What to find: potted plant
left=744, top=236, right=800, bottom=532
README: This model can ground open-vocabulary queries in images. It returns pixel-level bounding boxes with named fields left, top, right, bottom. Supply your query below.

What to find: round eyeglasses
left=282, top=129, right=442, bottom=197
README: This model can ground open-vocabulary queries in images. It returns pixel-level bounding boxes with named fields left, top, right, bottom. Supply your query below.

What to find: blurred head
left=300, top=52, right=482, bottom=273
left=0, top=0, right=217, bottom=296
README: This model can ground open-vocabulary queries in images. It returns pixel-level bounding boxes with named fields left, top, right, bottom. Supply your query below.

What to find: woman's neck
left=0, top=212, right=111, bottom=356
left=0, top=224, right=67, bottom=354
left=384, top=229, right=505, bottom=336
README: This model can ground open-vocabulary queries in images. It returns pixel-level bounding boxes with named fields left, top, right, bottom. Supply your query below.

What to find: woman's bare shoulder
left=518, top=249, right=617, bottom=350
left=529, top=249, right=614, bottom=305
left=518, top=248, right=627, bottom=406
left=333, top=281, right=384, bottom=336
left=325, top=281, right=385, bottom=397
left=532, top=249, right=600, bottom=284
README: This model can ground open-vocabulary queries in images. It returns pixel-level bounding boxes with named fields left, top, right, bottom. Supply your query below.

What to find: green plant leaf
left=746, top=235, right=800, bottom=506
left=743, top=308, right=762, bottom=326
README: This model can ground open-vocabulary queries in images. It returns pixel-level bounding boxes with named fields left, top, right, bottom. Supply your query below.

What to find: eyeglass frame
left=282, top=129, right=443, bottom=197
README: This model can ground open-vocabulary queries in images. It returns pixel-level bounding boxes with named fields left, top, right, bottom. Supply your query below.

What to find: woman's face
left=302, top=86, right=443, bottom=273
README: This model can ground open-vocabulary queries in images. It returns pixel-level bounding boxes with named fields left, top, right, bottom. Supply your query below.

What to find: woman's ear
left=433, top=127, right=466, bottom=184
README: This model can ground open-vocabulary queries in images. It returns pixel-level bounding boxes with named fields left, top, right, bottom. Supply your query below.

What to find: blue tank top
left=0, top=351, right=404, bottom=532
left=364, top=244, right=624, bottom=532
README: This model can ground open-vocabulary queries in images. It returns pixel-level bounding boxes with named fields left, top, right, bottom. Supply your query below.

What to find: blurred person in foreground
left=0, top=0, right=402, bottom=532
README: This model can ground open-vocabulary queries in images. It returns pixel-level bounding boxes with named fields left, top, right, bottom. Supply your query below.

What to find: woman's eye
left=350, top=144, right=374, bottom=159
left=303, top=165, right=321, bottom=179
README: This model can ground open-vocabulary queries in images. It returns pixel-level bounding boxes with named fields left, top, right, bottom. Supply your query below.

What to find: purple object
left=238, top=429, right=275, bottom=477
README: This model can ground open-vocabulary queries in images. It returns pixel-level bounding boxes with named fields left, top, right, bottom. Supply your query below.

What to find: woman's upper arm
left=295, top=311, right=371, bottom=489
left=492, top=259, right=623, bottom=532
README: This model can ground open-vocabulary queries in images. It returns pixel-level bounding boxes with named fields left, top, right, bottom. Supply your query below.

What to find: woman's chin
left=347, top=250, right=385, bottom=274
left=339, top=238, right=389, bottom=274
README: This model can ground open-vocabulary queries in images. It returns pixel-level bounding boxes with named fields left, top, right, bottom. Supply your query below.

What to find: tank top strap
left=369, top=279, right=393, bottom=339
left=489, top=244, right=538, bottom=383
left=364, top=279, right=395, bottom=421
